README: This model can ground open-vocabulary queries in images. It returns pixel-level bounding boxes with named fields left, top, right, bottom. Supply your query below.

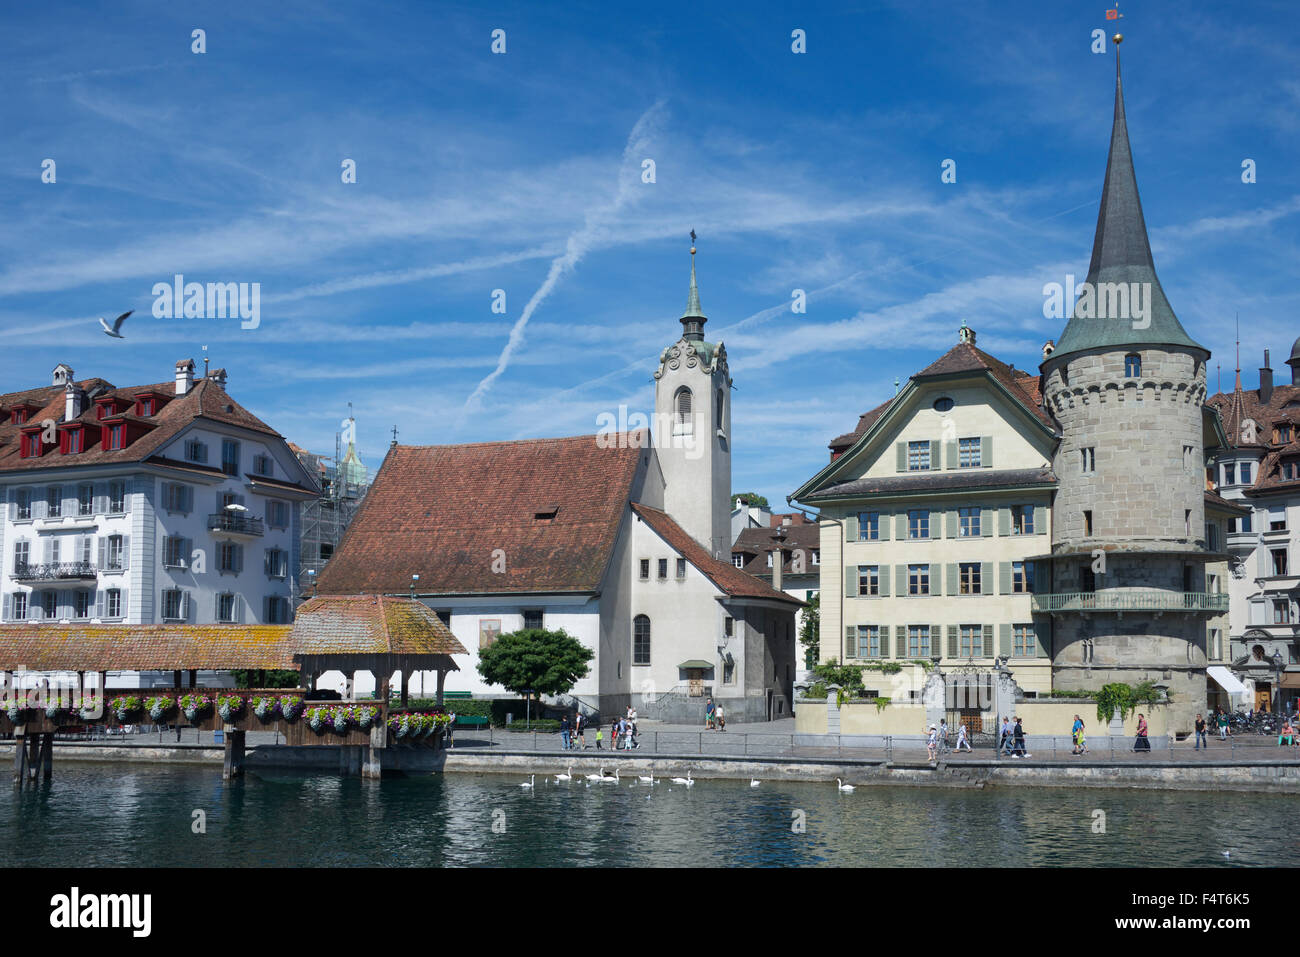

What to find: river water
left=2, top=762, right=1294, bottom=867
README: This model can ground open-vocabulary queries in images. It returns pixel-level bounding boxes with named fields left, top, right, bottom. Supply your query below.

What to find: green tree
left=732, top=492, right=769, bottom=508
left=477, top=628, right=593, bottom=698
left=231, top=669, right=301, bottom=689
left=798, top=591, right=820, bottom=666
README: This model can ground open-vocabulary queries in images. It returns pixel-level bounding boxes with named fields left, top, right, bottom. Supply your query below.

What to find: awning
left=1208, top=666, right=1249, bottom=696
left=678, top=660, right=714, bottom=670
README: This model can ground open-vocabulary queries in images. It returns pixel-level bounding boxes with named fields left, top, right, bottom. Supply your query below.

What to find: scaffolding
left=296, top=418, right=370, bottom=588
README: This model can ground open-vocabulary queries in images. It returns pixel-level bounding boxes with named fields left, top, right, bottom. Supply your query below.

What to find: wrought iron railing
left=207, top=513, right=265, bottom=536
left=1032, top=591, right=1230, bottom=613
left=13, top=561, right=97, bottom=582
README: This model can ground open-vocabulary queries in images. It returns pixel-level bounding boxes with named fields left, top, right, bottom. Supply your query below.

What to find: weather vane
left=1106, top=2, right=1123, bottom=20
left=690, top=229, right=696, bottom=255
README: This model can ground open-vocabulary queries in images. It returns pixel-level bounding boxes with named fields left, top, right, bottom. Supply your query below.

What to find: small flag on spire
left=1106, top=3, right=1122, bottom=20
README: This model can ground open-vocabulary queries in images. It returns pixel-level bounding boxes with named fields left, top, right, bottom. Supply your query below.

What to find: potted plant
left=217, top=695, right=246, bottom=722
left=145, top=696, right=174, bottom=722
left=306, top=706, right=330, bottom=733
left=353, top=705, right=379, bottom=731
left=251, top=695, right=277, bottom=721
left=278, top=695, right=304, bottom=723
left=76, top=696, right=102, bottom=721
left=110, top=695, right=143, bottom=723
left=331, top=707, right=349, bottom=733
left=44, top=700, right=63, bottom=720
left=178, top=693, right=212, bottom=724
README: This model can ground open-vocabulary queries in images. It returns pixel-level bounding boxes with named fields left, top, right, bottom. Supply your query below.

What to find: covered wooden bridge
left=0, top=595, right=466, bottom=784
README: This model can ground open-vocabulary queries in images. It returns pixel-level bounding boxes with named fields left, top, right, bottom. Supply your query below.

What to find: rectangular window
left=1084, top=510, right=1093, bottom=536
left=41, top=591, right=57, bottom=620
left=1272, top=549, right=1289, bottom=577
left=13, top=541, right=29, bottom=574
left=162, top=589, right=184, bottom=621
left=265, top=548, right=287, bottom=579
left=66, top=429, right=84, bottom=454
left=13, top=593, right=27, bottom=620
left=221, top=439, right=240, bottom=476
left=859, top=625, right=881, bottom=658
left=106, top=589, right=121, bottom=618
left=16, top=489, right=31, bottom=521
left=858, top=565, right=879, bottom=597
left=959, top=562, right=981, bottom=595
left=266, top=596, right=289, bottom=624
left=1270, top=507, right=1287, bottom=532
left=164, top=536, right=186, bottom=568
left=1205, top=522, right=1220, bottom=551
left=639, top=559, right=650, bottom=580
left=108, top=482, right=125, bottom=514
left=106, top=535, right=124, bottom=571
left=267, top=501, right=288, bottom=528
left=1013, top=625, right=1034, bottom=657
left=908, top=564, right=930, bottom=596
left=1280, top=425, right=1294, bottom=444
left=1011, top=505, right=1034, bottom=535
left=958, top=506, right=981, bottom=537
left=217, top=594, right=236, bottom=623
left=1223, top=463, right=1235, bottom=485
left=907, top=440, right=931, bottom=471
left=1273, top=600, right=1292, bottom=625
left=253, top=454, right=273, bottom=477
left=78, top=484, right=93, bottom=515
left=75, top=591, right=90, bottom=619
left=219, top=542, right=241, bottom=573
left=523, top=610, right=544, bottom=630
left=959, top=624, right=982, bottom=658
left=47, top=486, right=62, bottom=518
left=908, top=509, right=930, bottom=539
left=1241, top=462, right=1253, bottom=484
left=1081, top=447, right=1096, bottom=473
left=633, top=616, right=651, bottom=665
left=107, top=424, right=124, bottom=450
left=907, top=625, right=931, bottom=658
left=676, top=558, right=687, bottom=580
left=1012, top=561, right=1035, bottom=593
left=731, top=553, right=744, bottom=568
left=657, top=559, right=668, bottom=580
left=958, top=437, right=981, bottom=468
left=186, top=439, right=207, bottom=463
left=859, top=511, right=880, bottom=540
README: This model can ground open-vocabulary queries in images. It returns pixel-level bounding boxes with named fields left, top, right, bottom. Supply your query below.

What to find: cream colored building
left=793, top=326, right=1057, bottom=706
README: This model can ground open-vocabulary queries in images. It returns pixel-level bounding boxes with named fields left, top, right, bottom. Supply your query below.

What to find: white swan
left=599, top=768, right=620, bottom=784
left=670, top=771, right=694, bottom=786
left=520, top=774, right=535, bottom=789
left=584, top=767, right=606, bottom=782
left=836, top=778, right=855, bottom=792
left=555, top=766, right=573, bottom=782
left=750, top=779, right=761, bottom=787
left=637, top=773, right=655, bottom=785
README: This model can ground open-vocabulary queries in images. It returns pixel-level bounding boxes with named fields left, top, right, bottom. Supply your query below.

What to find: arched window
left=1124, top=353, right=1141, bottom=377
left=674, top=387, right=693, bottom=434
left=633, top=615, right=651, bottom=665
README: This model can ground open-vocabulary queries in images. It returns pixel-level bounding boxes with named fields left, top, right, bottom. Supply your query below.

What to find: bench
left=452, top=716, right=490, bottom=728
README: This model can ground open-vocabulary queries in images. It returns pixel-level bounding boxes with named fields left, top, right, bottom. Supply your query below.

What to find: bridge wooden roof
left=0, top=624, right=296, bottom=672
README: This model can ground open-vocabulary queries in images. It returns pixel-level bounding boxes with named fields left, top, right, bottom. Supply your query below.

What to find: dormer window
left=534, top=506, right=559, bottom=521
left=253, top=454, right=273, bottom=477
left=60, top=427, right=84, bottom=455
left=105, top=424, right=125, bottom=450
left=1278, top=425, right=1294, bottom=444
left=136, top=396, right=155, bottom=417
left=19, top=428, right=44, bottom=458
left=12, top=408, right=28, bottom=425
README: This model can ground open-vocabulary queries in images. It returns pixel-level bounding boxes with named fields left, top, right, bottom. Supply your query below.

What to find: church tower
left=1040, top=36, right=1214, bottom=732
left=653, top=236, right=732, bottom=559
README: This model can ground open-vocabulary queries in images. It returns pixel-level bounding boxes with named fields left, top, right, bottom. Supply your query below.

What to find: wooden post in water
left=26, top=733, right=40, bottom=783
left=13, top=731, right=26, bottom=786
left=222, top=729, right=245, bottom=781
left=40, top=733, right=52, bottom=781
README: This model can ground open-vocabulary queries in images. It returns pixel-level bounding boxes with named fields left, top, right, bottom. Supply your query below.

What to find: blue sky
left=1, top=0, right=1297, bottom=507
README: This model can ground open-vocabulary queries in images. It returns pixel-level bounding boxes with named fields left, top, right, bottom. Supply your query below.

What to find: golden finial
left=1112, top=33, right=1123, bottom=44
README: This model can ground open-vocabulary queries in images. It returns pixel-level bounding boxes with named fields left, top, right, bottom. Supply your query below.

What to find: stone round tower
left=1039, top=40, right=1217, bottom=733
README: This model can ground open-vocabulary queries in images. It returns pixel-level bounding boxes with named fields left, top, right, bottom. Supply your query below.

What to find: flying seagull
left=99, top=310, right=132, bottom=338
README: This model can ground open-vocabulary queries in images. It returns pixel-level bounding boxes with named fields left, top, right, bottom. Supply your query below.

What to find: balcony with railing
left=12, top=561, right=98, bottom=585
left=207, top=512, right=265, bottom=538
left=1031, top=591, right=1230, bottom=614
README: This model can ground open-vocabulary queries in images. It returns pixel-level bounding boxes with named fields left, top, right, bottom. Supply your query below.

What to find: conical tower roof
left=1049, top=40, right=1207, bottom=364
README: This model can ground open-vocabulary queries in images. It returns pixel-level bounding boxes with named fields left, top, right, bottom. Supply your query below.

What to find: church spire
left=680, top=230, right=707, bottom=341
left=1048, top=34, right=1206, bottom=364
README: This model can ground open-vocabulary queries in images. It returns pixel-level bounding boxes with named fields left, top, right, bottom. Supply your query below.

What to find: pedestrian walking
left=575, top=713, right=587, bottom=749
left=998, top=717, right=1012, bottom=755
left=1133, top=713, right=1151, bottom=752
left=446, top=711, right=456, bottom=748
left=1194, top=713, right=1207, bottom=750
left=926, top=724, right=938, bottom=762
left=1012, top=717, right=1029, bottom=758
left=1071, top=714, right=1088, bottom=755
left=938, top=717, right=948, bottom=749
left=955, top=721, right=972, bottom=752
left=716, top=704, right=725, bottom=731
left=1217, top=710, right=1229, bottom=740
left=560, top=714, right=572, bottom=751
left=705, top=698, right=715, bottom=730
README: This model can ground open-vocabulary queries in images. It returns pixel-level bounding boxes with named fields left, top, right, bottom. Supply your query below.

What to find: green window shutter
left=998, top=561, right=1011, bottom=595
left=1034, top=618, right=1051, bottom=658
left=981, top=435, right=992, bottom=467
left=880, top=512, right=891, bottom=541
left=998, top=507, right=1011, bottom=536
left=895, top=564, right=907, bottom=595
left=946, top=625, right=958, bottom=658
left=945, top=440, right=958, bottom=470
left=845, top=515, right=858, bottom=542
left=846, top=567, right=858, bottom=599
left=845, top=626, right=857, bottom=659
left=895, top=626, right=907, bottom=658
left=1034, top=504, right=1047, bottom=535
left=981, top=562, right=993, bottom=595
left=895, top=513, right=907, bottom=539
left=946, top=563, right=958, bottom=596
left=981, top=507, right=993, bottom=537
left=931, top=624, right=942, bottom=656
left=998, top=623, right=1012, bottom=657
left=929, top=440, right=940, bottom=469
left=896, top=442, right=907, bottom=472
left=879, top=567, right=890, bottom=597
left=982, top=624, right=994, bottom=657
left=946, top=510, right=958, bottom=538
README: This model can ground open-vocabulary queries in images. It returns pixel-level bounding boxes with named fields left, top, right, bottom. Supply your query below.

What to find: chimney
left=1260, top=350, right=1274, bottom=406
left=770, top=544, right=783, bottom=592
left=64, top=381, right=83, bottom=421
left=175, top=359, right=195, bottom=396
left=51, top=363, right=74, bottom=387
left=735, top=497, right=743, bottom=510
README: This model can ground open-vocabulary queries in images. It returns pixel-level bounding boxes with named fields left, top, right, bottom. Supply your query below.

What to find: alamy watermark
left=152, top=274, right=260, bottom=330
left=595, top=405, right=706, bottom=460
left=1043, top=274, right=1151, bottom=329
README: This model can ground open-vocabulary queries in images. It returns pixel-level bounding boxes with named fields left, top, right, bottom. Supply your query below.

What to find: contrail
left=461, top=101, right=667, bottom=417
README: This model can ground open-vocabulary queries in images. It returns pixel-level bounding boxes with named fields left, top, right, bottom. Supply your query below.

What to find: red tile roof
left=315, top=433, right=647, bottom=596
left=633, top=503, right=803, bottom=605
left=1207, top=380, right=1300, bottom=494
left=0, top=624, right=295, bottom=671
left=0, top=373, right=284, bottom=475
left=732, top=523, right=821, bottom=578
